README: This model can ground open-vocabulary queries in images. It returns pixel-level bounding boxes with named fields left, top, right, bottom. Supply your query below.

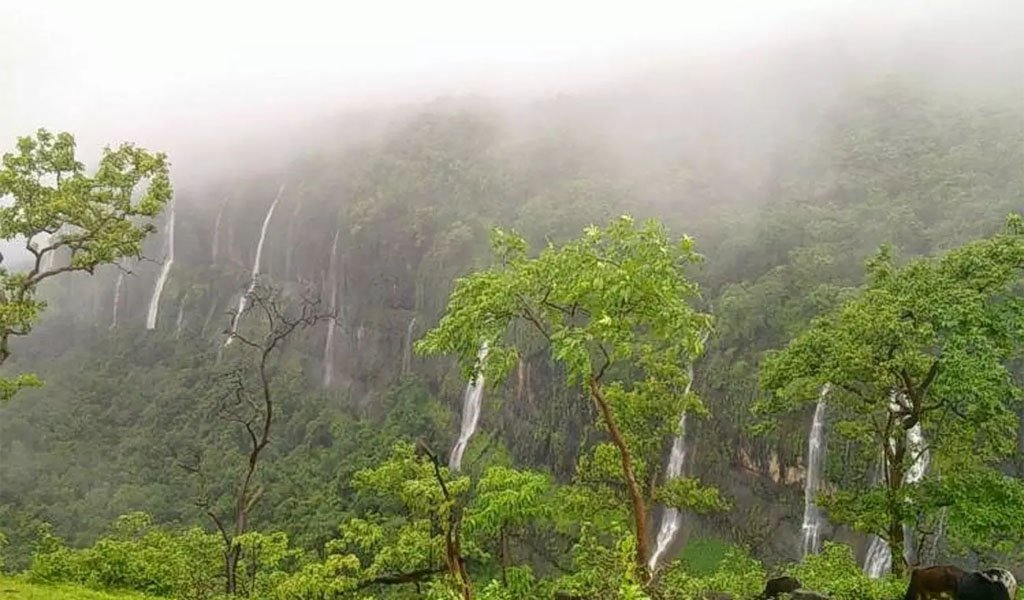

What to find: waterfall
left=39, top=227, right=63, bottom=272
left=211, top=197, right=227, bottom=264
left=648, top=338, right=707, bottom=571
left=449, top=342, right=488, bottom=472
left=801, top=385, right=831, bottom=557
left=225, top=185, right=284, bottom=346
left=145, top=201, right=176, bottom=330
left=863, top=418, right=931, bottom=577
left=863, top=535, right=891, bottom=578
left=174, top=291, right=189, bottom=337
left=321, top=230, right=340, bottom=388
left=109, top=270, right=125, bottom=330
left=402, top=317, right=417, bottom=375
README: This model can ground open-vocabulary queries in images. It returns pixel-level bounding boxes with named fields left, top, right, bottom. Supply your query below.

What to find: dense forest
left=2, top=37, right=1024, bottom=600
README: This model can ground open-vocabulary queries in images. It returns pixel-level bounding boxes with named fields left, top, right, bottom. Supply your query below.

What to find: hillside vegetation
left=1, top=52, right=1024, bottom=599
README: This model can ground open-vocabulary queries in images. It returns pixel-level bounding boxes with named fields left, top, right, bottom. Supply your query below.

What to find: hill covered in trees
left=1, top=44, right=1024, bottom=599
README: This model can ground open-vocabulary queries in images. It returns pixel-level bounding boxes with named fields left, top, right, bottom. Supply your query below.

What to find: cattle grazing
left=760, top=576, right=802, bottom=599
left=982, top=569, right=1017, bottom=599
left=904, top=565, right=966, bottom=600
left=958, top=569, right=1016, bottom=600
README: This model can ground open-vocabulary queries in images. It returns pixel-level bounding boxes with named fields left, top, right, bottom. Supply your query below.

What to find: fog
left=4, top=0, right=1022, bottom=179
left=5, top=1, right=1024, bottom=582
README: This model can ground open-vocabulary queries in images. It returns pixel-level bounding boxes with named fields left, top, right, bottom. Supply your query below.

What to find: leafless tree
left=181, top=282, right=331, bottom=596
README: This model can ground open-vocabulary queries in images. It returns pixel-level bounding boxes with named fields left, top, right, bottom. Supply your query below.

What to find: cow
left=958, top=569, right=1016, bottom=600
left=904, top=565, right=967, bottom=600
left=760, top=576, right=802, bottom=599
left=982, top=569, right=1017, bottom=599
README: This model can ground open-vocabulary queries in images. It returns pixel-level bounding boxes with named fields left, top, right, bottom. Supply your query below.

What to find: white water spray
left=225, top=185, right=284, bottom=346
left=110, top=270, right=125, bottom=330
left=402, top=317, right=417, bottom=375
left=863, top=412, right=930, bottom=578
left=321, top=230, right=340, bottom=388
left=801, top=384, right=831, bottom=557
left=449, top=342, right=488, bottom=472
left=648, top=336, right=708, bottom=572
left=146, top=202, right=176, bottom=330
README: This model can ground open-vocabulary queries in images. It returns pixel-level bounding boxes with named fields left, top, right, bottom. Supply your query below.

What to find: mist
left=4, top=0, right=1022, bottom=179
left=3, top=0, right=1024, bottom=595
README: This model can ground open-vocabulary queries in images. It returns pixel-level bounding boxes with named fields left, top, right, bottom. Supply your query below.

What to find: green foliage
left=418, top=215, right=722, bottom=580
left=28, top=514, right=221, bottom=599
left=4, top=78, right=1024, bottom=597
left=0, top=575, right=163, bottom=599
left=655, top=545, right=765, bottom=600
left=787, top=543, right=905, bottom=600
left=464, top=466, right=553, bottom=537
left=0, top=129, right=170, bottom=400
left=758, top=220, right=1024, bottom=571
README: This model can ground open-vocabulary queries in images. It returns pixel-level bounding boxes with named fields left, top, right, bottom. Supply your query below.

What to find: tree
left=757, top=215, right=1024, bottom=576
left=0, top=129, right=171, bottom=400
left=181, top=283, right=330, bottom=595
left=417, top=215, right=724, bottom=585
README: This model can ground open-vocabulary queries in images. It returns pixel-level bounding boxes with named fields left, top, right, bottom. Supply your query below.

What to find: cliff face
left=2, top=71, right=1022, bottom=570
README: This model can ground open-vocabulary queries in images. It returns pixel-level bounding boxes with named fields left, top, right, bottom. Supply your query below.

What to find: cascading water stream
left=863, top=415, right=930, bottom=578
left=174, top=291, right=189, bottom=337
left=225, top=185, right=284, bottom=346
left=146, top=201, right=176, bottom=329
left=39, top=227, right=62, bottom=273
left=109, top=270, right=125, bottom=330
left=648, top=336, right=708, bottom=571
left=801, top=385, right=831, bottom=557
left=402, top=317, right=417, bottom=375
left=321, top=230, right=340, bottom=388
left=449, top=342, right=488, bottom=472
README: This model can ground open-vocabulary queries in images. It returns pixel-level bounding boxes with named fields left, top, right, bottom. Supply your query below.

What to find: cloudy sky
left=0, top=0, right=1018, bottom=171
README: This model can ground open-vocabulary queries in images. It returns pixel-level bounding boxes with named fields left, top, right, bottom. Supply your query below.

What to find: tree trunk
left=500, top=526, right=510, bottom=586
left=588, top=377, right=649, bottom=579
left=225, top=546, right=240, bottom=595
left=887, top=432, right=908, bottom=577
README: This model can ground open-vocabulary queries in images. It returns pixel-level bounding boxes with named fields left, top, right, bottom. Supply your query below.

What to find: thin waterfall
left=648, top=336, right=707, bottom=571
left=863, top=535, right=891, bottom=578
left=40, top=227, right=62, bottom=272
left=321, top=230, right=340, bottom=388
left=109, top=270, right=125, bottom=330
left=864, top=416, right=930, bottom=577
left=174, top=291, right=189, bottom=337
left=402, top=317, right=417, bottom=375
left=225, top=185, right=284, bottom=346
left=449, top=342, right=489, bottom=472
left=211, top=197, right=227, bottom=264
left=146, top=201, right=176, bottom=329
left=802, top=384, right=831, bottom=557
left=922, top=507, right=948, bottom=565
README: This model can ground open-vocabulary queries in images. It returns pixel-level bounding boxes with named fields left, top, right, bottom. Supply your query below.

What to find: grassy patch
left=678, top=537, right=735, bottom=576
left=0, top=577, right=159, bottom=599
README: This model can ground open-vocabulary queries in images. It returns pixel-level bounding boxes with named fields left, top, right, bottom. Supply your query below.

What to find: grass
left=677, top=537, right=735, bottom=576
left=0, top=577, right=159, bottom=599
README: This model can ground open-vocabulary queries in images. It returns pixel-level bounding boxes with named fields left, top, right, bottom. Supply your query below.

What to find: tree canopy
left=758, top=214, right=1024, bottom=574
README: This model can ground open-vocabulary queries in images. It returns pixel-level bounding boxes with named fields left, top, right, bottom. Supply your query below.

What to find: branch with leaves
left=0, top=129, right=171, bottom=400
